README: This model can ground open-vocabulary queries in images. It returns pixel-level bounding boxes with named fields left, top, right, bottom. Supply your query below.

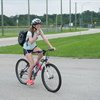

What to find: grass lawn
left=0, top=33, right=100, bottom=58
left=0, top=28, right=88, bottom=38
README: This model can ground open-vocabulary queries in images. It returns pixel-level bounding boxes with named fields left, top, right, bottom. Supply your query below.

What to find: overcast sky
left=0, top=0, right=100, bottom=17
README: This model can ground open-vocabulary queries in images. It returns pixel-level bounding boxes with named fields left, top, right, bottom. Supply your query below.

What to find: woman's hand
left=50, top=46, right=56, bottom=51
left=35, top=30, right=41, bottom=35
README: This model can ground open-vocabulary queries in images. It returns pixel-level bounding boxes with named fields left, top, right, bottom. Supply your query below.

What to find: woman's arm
left=28, top=35, right=37, bottom=44
left=29, top=30, right=40, bottom=44
left=41, top=33, right=56, bottom=50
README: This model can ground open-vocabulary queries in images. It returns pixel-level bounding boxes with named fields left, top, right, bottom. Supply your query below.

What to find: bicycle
left=15, top=49, right=62, bottom=93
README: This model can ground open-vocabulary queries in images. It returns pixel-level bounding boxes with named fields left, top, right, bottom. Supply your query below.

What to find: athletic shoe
left=35, top=62, right=42, bottom=70
left=27, top=79, right=34, bottom=85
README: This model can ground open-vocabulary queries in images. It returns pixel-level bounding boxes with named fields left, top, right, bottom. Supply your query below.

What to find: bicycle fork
left=44, top=65, right=54, bottom=79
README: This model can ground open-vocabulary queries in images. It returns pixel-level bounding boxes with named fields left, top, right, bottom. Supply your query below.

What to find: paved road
left=0, top=54, right=100, bottom=100
left=0, top=29, right=100, bottom=47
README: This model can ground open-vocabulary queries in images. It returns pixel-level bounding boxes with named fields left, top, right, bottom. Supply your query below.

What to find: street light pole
left=81, top=2, right=91, bottom=28
left=1, top=0, right=4, bottom=36
left=28, top=0, right=30, bottom=27
left=75, top=2, right=77, bottom=31
left=81, top=3, right=85, bottom=28
left=61, top=0, right=62, bottom=32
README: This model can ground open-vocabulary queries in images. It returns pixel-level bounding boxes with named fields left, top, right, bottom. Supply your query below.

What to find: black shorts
left=23, top=46, right=37, bottom=56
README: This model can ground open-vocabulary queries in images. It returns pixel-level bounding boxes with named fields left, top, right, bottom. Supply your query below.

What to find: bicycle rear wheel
left=41, top=63, right=62, bottom=92
left=15, top=59, right=29, bottom=85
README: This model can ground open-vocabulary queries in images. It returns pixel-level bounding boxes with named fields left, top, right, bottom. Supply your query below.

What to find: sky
left=0, top=0, right=100, bottom=17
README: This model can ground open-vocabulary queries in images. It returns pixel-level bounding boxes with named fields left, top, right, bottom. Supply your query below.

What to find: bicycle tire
left=41, top=63, right=62, bottom=92
left=15, top=59, right=29, bottom=85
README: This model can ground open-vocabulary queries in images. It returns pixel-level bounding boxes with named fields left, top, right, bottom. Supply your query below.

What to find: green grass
left=0, top=33, right=100, bottom=58
left=0, top=35, right=18, bottom=38
left=43, top=29, right=88, bottom=34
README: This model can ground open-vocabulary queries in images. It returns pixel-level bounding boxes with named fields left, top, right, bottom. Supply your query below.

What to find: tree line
left=0, top=10, right=100, bottom=27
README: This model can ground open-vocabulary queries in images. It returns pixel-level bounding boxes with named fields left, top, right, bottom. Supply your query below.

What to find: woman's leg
left=33, top=47, right=43, bottom=62
left=26, top=53, right=34, bottom=80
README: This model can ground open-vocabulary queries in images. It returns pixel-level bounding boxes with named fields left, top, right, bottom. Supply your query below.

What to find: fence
left=0, top=26, right=61, bottom=36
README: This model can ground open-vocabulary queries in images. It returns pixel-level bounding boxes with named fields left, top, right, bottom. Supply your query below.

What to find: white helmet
left=31, top=18, right=41, bottom=25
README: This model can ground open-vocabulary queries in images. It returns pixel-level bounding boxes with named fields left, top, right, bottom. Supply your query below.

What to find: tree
left=0, top=10, right=100, bottom=27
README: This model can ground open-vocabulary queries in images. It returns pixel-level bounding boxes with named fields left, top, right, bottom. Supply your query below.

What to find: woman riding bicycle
left=23, top=18, right=56, bottom=85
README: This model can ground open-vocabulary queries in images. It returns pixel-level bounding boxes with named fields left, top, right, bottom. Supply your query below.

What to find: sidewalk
left=0, top=29, right=100, bottom=47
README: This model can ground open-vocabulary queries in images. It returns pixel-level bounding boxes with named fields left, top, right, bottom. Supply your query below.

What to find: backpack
left=18, top=30, right=28, bottom=46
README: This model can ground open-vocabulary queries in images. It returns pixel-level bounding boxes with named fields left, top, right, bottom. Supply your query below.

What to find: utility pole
left=91, top=11, right=93, bottom=25
left=16, top=13, right=19, bottom=35
left=28, top=0, right=30, bottom=27
left=1, top=0, right=4, bottom=36
left=61, top=0, right=62, bottom=32
left=75, top=2, right=77, bottom=31
left=69, top=0, right=71, bottom=31
left=46, top=0, right=48, bottom=33
left=56, top=14, right=57, bottom=32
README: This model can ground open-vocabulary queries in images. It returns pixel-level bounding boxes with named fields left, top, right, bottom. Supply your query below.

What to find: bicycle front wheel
left=15, top=59, right=29, bottom=85
left=41, top=63, right=62, bottom=92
